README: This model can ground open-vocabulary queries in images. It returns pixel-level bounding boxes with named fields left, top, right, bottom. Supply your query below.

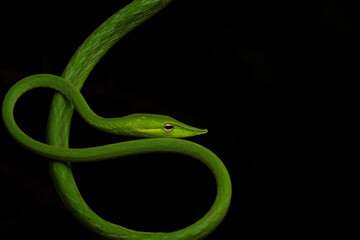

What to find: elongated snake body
left=2, top=1, right=232, bottom=239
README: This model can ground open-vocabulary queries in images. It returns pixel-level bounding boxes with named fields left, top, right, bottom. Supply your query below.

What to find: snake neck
left=88, top=116, right=133, bottom=136
left=1, top=74, right=131, bottom=139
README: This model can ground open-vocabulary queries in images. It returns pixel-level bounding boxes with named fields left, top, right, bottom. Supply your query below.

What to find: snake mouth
left=192, top=128, right=208, bottom=135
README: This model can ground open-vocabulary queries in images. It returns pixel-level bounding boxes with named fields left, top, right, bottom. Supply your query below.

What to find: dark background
left=1, top=0, right=360, bottom=239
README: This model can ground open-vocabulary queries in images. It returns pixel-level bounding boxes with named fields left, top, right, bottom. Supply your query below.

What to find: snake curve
left=2, top=1, right=232, bottom=239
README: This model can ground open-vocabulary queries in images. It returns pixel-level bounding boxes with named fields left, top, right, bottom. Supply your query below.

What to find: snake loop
left=2, top=0, right=232, bottom=239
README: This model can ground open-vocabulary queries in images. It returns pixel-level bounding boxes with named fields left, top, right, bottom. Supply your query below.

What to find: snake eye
left=163, top=123, right=174, bottom=132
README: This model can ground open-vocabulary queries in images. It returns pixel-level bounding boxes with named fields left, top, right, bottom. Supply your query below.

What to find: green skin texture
left=2, top=0, right=232, bottom=239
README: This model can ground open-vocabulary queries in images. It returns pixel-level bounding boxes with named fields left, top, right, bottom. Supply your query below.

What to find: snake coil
left=2, top=1, right=232, bottom=239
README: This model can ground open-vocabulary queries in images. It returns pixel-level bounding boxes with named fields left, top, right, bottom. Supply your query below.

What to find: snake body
left=2, top=0, right=231, bottom=239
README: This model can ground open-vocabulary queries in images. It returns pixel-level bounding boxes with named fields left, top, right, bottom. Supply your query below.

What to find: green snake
left=2, top=0, right=232, bottom=239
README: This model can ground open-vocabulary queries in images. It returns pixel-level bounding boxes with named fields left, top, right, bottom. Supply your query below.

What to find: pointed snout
left=192, top=128, right=208, bottom=135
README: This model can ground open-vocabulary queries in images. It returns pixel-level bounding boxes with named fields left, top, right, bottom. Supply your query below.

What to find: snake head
left=114, top=113, right=208, bottom=138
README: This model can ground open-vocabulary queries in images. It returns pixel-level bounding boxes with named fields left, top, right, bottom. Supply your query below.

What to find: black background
left=1, top=0, right=360, bottom=239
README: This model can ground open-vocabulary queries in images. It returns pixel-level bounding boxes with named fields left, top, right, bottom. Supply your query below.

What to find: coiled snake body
left=2, top=0, right=232, bottom=239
